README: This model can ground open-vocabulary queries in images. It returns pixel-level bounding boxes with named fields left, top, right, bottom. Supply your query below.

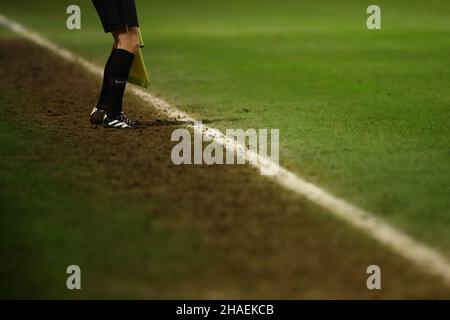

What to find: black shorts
left=92, top=0, right=139, bottom=33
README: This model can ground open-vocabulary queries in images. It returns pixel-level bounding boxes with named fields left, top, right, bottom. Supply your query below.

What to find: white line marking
left=1, top=13, right=450, bottom=285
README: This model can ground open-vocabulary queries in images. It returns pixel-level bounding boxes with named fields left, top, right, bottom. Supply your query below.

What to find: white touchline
left=1, top=12, right=450, bottom=286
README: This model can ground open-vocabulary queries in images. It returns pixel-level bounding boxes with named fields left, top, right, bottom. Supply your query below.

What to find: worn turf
left=0, top=39, right=449, bottom=298
left=0, top=0, right=449, bottom=254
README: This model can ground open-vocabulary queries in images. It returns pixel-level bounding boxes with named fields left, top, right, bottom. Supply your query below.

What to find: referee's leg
left=102, top=26, right=140, bottom=121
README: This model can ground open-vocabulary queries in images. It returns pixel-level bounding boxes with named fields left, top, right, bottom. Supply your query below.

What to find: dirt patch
left=1, top=39, right=449, bottom=298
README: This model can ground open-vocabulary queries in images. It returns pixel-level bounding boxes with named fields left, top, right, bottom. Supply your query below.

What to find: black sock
left=96, top=50, right=114, bottom=110
left=106, top=49, right=135, bottom=118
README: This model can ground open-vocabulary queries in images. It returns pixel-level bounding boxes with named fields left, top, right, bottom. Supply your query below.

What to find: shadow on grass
left=140, top=117, right=240, bottom=127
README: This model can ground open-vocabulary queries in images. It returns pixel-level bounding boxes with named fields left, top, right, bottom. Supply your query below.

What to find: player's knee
left=129, top=35, right=141, bottom=53
left=128, top=28, right=141, bottom=52
left=115, top=31, right=139, bottom=54
left=119, top=37, right=139, bottom=54
left=129, top=41, right=140, bottom=54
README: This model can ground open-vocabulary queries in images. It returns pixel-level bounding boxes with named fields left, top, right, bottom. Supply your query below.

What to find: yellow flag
left=128, top=29, right=150, bottom=88
left=128, top=47, right=150, bottom=88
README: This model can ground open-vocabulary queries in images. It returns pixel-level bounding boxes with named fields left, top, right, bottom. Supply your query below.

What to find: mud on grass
left=0, top=39, right=449, bottom=299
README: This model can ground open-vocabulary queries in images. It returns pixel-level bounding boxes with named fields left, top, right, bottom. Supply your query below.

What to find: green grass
left=0, top=0, right=449, bottom=253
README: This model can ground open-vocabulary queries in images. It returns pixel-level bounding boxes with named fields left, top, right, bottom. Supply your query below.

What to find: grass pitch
left=2, top=0, right=448, bottom=251
left=0, top=0, right=450, bottom=297
left=1, top=39, right=449, bottom=298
